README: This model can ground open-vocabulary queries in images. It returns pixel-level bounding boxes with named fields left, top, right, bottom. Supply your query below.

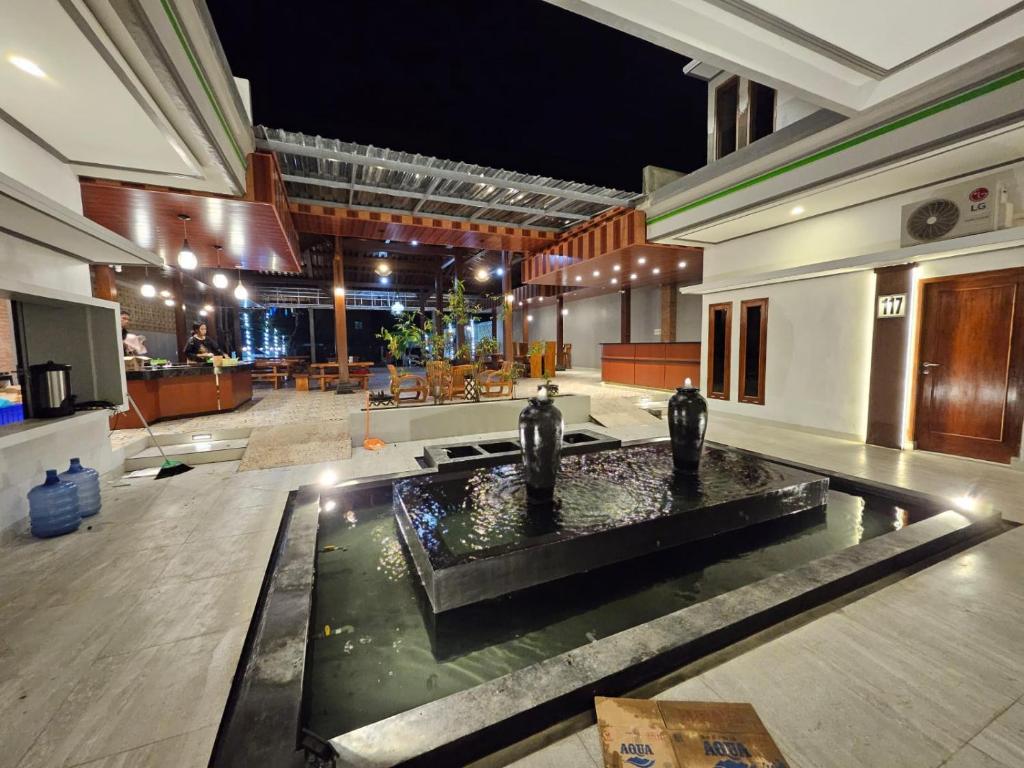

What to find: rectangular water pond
left=308, top=467, right=934, bottom=739
left=396, top=443, right=829, bottom=611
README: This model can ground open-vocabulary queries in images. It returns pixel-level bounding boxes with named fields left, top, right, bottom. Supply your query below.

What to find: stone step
left=124, top=438, right=248, bottom=470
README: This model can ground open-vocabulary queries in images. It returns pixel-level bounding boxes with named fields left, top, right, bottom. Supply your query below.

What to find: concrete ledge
left=351, top=395, right=590, bottom=444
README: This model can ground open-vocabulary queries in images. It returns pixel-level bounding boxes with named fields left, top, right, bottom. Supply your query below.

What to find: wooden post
left=434, top=267, right=444, bottom=334
left=307, top=307, right=317, bottom=363
left=491, top=307, right=498, bottom=340
left=332, top=237, right=351, bottom=386
left=173, top=271, right=188, bottom=363
left=90, top=265, right=119, bottom=302
left=620, top=286, right=631, bottom=343
left=556, top=294, right=564, bottom=369
left=501, top=251, right=513, bottom=358
left=453, top=252, right=465, bottom=354
left=660, top=284, right=677, bottom=342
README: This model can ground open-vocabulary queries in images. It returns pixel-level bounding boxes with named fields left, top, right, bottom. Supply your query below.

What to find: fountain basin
left=395, top=442, right=829, bottom=612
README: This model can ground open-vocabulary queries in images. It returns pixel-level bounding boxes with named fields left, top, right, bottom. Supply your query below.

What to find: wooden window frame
left=714, top=76, right=740, bottom=160
left=747, top=81, right=777, bottom=144
left=707, top=302, right=732, bottom=400
left=738, top=298, right=768, bottom=405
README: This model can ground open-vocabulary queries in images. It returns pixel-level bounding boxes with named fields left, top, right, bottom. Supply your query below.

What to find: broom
left=127, top=394, right=194, bottom=479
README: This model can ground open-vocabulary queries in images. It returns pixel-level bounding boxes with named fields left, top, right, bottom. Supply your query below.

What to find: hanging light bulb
left=234, top=269, right=248, bottom=301
left=176, top=214, right=197, bottom=270
left=212, top=245, right=228, bottom=288
left=140, top=266, right=156, bottom=297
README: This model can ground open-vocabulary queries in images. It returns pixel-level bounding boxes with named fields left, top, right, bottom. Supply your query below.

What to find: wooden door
left=914, top=268, right=1024, bottom=463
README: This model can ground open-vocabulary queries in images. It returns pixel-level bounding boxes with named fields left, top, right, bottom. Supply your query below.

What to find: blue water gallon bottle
left=27, top=469, right=81, bottom=538
left=59, top=458, right=101, bottom=518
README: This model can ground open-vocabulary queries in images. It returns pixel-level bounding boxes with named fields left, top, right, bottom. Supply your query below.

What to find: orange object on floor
left=362, top=390, right=386, bottom=450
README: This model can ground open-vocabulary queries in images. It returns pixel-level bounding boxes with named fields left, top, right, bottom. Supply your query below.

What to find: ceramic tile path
left=508, top=526, right=1024, bottom=768
left=3, top=368, right=1021, bottom=767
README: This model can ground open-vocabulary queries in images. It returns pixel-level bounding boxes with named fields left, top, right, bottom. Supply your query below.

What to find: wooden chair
left=388, top=364, right=427, bottom=404
left=478, top=361, right=514, bottom=398
left=559, top=343, right=572, bottom=370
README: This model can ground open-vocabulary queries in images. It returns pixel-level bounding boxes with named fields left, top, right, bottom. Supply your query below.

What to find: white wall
left=676, top=293, right=702, bottom=341
left=514, top=290, right=704, bottom=370
left=0, top=118, right=115, bottom=538
left=0, top=120, right=82, bottom=213
left=629, top=285, right=660, bottom=342
left=703, top=167, right=1024, bottom=282
left=701, top=271, right=876, bottom=439
left=775, top=91, right=820, bottom=130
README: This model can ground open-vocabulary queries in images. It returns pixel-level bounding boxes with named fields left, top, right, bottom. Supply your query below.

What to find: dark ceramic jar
left=518, top=389, right=563, bottom=503
left=667, top=378, right=708, bottom=474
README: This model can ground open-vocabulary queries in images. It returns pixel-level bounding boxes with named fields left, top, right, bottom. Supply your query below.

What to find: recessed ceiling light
left=678, top=261, right=686, bottom=268
left=592, top=270, right=600, bottom=277
left=652, top=267, right=661, bottom=275
left=611, top=277, right=618, bottom=285
left=379, top=276, right=389, bottom=285
left=411, top=240, right=419, bottom=246
left=637, top=257, right=646, bottom=265
left=790, top=205, right=805, bottom=216
left=7, top=55, right=46, bottom=79
left=630, top=273, right=638, bottom=280
left=575, top=275, right=582, bottom=282
left=612, top=265, right=620, bottom=272
left=527, top=314, right=534, bottom=322
left=475, top=268, right=489, bottom=281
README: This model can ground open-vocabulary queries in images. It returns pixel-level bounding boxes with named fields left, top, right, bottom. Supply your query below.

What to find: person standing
left=121, top=310, right=147, bottom=355
left=183, top=321, right=224, bottom=362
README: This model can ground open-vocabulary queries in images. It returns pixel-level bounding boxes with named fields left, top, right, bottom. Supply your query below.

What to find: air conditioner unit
left=900, top=179, right=1013, bottom=247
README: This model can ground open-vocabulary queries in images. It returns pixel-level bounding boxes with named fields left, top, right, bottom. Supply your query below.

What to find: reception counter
left=111, top=364, right=253, bottom=429
left=600, top=342, right=700, bottom=390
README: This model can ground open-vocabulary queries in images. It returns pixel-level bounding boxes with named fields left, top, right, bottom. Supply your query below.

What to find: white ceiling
left=748, top=0, right=1020, bottom=70
left=0, top=1, right=196, bottom=176
left=545, top=0, right=1024, bottom=112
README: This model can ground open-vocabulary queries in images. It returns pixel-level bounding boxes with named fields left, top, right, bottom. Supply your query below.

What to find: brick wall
left=0, top=299, right=16, bottom=374
left=116, top=280, right=176, bottom=334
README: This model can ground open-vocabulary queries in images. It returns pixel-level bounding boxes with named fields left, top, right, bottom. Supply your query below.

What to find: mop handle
left=364, top=389, right=370, bottom=442
left=127, top=393, right=175, bottom=466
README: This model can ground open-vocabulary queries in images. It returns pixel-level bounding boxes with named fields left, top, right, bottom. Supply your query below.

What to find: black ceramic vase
left=667, top=378, right=708, bottom=474
left=519, top=391, right=563, bottom=503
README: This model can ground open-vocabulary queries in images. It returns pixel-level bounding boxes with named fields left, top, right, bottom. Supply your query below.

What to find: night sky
left=206, top=0, right=708, bottom=192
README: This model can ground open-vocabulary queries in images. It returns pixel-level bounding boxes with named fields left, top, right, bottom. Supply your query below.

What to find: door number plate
left=878, top=293, right=907, bottom=318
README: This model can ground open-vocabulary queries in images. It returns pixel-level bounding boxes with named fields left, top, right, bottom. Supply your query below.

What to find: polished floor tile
left=16, top=626, right=245, bottom=768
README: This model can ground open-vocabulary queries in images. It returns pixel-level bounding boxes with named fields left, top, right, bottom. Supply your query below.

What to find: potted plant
left=476, top=336, right=500, bottom=369
left=528, top=340, right=544, bottom=378
left=454, top=342, right=472, bottom=365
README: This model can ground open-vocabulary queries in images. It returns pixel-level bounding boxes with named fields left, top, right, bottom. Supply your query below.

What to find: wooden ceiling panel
left=81, top=181, right=302, bottom=273
left=290, top=203, right=558, bottom=252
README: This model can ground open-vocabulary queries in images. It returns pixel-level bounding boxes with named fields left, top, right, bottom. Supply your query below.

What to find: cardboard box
left=595, top=697, right=789, bottom=768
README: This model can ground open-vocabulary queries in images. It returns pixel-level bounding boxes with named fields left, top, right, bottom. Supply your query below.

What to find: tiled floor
left=4, top=368, right=1023, bottom=767
left=510, top=526, right=1024, bottom=768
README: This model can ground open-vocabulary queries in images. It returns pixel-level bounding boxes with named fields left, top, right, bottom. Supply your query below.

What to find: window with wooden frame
left=707, top=302, right=732, bottom=399
left=714, top=77, right=739, bottom=160
left=739, top=298, right=768, bottom=404
left=748, top=81, right=776, bottom=143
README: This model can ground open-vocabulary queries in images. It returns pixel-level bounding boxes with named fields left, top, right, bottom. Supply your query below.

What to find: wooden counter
left=111, top=364, right=253, bottom=429
left=601, top=342, right=700, bottom=390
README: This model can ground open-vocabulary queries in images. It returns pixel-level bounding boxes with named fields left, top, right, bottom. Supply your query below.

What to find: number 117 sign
left=878, top=293, right=907, bottom=318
